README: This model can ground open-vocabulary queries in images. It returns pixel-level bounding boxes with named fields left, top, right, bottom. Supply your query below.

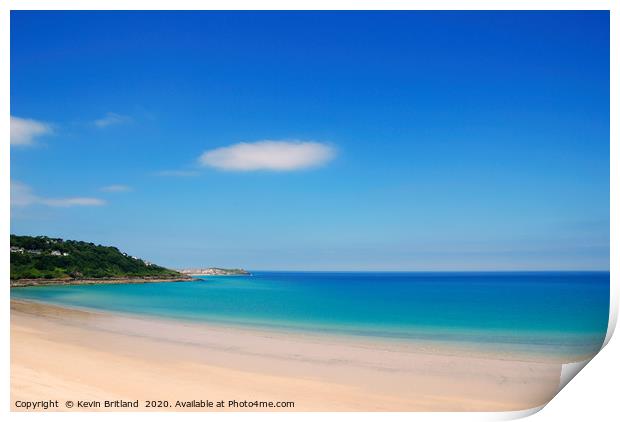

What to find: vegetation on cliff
left=10, top=235, right=182, bottom=280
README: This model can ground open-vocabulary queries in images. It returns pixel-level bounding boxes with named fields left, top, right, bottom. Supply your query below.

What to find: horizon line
left=185, top=269, right=610, bottom=273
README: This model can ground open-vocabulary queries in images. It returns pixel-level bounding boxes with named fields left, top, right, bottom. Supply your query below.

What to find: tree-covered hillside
left=10, top=235, right=182, bottom=280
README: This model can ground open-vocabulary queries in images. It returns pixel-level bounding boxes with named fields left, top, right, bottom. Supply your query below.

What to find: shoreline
left=11, top=299, right=567, bottom=411
left=9, top=297, right=601, bottom=365
left=10, top=275, right=194, bottom=288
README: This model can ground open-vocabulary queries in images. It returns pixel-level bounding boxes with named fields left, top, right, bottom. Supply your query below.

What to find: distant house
left=10, top=247, right=24, bottom=254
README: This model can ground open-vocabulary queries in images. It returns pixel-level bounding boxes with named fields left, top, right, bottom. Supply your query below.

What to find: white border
left=1, top=1, right=617, bottom=421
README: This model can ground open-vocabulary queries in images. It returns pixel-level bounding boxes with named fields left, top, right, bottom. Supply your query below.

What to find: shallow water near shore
left=11, top=271, right=609, bottom=361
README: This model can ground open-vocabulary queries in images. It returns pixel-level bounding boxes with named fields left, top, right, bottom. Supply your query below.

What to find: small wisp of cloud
left=11, top=181, right=106, bottom=208
left=199, top=140, right=336, bottom=171
left=40, top=197, right=106, bottom=207
left=94, top=112, right=131, bottom=128
left=10, top=116, right=53, bottom=146
left=101, top=184, right=132, bottom=193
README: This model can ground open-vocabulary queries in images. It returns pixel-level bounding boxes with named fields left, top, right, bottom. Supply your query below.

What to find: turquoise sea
left=11, top=271, right=609, bottom=361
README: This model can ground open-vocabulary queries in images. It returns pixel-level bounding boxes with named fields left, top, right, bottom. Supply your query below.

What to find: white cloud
left=94, top=112, right=131, bottom=128
left=198, top=140, right=336, bottom=171
left=101, top=184, right=132, bottom=192
left=40, top=197, right=106, bottom=207
left=11, top=181, right=105, bottom=208
left=10, top=116, right=52, bottom=146
left=156, top=170, right=200, bottom=177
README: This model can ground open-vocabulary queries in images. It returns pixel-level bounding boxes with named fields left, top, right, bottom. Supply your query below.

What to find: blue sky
left=10, top=11, right=609, bottom=270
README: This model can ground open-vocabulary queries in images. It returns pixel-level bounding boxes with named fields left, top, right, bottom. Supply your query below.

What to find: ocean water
left=11, top=271, right=609, bottom=361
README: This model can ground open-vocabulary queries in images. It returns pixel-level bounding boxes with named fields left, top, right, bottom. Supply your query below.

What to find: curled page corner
left=559, top=358, right=592, bottom=392
left=495, top=404, right=546, bottom=421
left=603, top=305, right=618, bottom=348
left=495, top=356, right=599, bottom=421
left=557, top=311, right=617, bottom=395
left=553, top=311, right=618, bottom=399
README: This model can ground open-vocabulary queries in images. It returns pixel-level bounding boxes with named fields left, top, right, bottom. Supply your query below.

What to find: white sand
left=11, top=300, right=563, bottom=411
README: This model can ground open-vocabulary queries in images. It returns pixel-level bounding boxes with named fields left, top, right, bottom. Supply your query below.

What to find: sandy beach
left=11, top=299, right=564, bottom=412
